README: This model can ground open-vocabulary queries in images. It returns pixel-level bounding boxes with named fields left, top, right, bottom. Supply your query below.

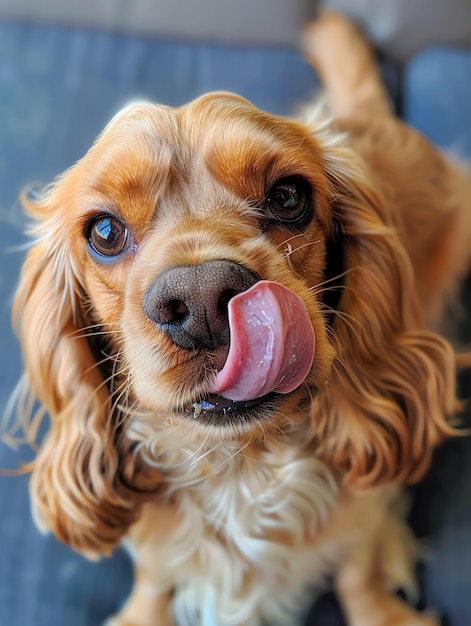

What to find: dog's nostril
left=217, top=289, right=238, bottom=317
left=168, top=299, right=189, bottom=323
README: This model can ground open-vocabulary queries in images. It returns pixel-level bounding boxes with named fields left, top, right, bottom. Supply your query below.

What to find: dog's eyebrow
left=79, top=143, right=178, bottom=230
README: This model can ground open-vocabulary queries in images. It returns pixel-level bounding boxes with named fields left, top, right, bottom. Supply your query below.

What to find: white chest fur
left=134, top=438, right=344, bottom=626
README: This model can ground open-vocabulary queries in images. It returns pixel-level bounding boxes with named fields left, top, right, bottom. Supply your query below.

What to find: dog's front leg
left=105, top=568, right=173, bottom=626
left=104, top=568, right=173, bottom=626
left=106, top=503, right=180, bottom=626
left=338, top=590, right=438, bottom=626
left=335, top=509, right=438, bottom=626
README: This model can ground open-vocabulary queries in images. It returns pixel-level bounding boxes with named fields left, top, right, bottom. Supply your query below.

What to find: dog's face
left=13, top=92, right=454, bottom=555
left=56, top=93, right=336, bottom=439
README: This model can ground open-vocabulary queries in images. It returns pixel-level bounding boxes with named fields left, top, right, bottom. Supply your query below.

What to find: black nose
left=143, top=260, right=260, bottom=350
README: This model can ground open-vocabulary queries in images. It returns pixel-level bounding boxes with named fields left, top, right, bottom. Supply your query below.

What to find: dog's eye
left=88, top=215, right=129, bottom=258
left=266, top=177, right=313, bottom=227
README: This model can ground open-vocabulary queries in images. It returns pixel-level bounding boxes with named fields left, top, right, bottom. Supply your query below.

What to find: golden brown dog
left=9, top=12, right=471, bottom=626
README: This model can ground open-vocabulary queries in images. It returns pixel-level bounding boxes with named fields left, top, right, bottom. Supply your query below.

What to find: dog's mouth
left=182, top=392, right=276, bottom=426
left=180, top=280, right=316, bottom=426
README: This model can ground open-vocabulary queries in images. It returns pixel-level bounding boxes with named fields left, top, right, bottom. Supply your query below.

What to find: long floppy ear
left=11, top=187, right=159, bottom=559
left=312, top=145, right=457, bottom=488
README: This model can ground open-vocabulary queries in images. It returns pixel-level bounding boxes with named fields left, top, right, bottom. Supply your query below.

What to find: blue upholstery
left=403, top=47, right=471, bottom=155
left=0, top=18, right=470, bottom=626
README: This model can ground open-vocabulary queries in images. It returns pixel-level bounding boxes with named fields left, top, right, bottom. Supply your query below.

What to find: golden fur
left=8, top=13, right=471, bottom=626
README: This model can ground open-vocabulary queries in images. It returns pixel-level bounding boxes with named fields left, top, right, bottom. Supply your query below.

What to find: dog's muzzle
left=144, top=260, right=316, bottom=404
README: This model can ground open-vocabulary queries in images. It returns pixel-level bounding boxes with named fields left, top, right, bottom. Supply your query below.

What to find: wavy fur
left=6, top=12, right=471, bottom=626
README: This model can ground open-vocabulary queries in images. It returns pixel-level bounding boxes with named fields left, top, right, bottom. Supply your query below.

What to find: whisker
left=320, top=303, right=363, bottom=341
left=110, top=379, right=134, bottom=426
left=80, top=351, right=121, bottom=381
left=89, top=352, right=130, bottom=398
left=275, top=233, right=304, bottom=250
left=308, top=266, right=361, bottom=293
left=265, top=416, right=289, bottom=440
left=188, top=441, right=222, bottom=470
left=302, top=380, right=314, bottom=406
left=286, top=239, right=321, bottom=257
left=65, top=321, right=120, bottom=339
left=213, top=439, right=252, bottom=472
left=331, top=353, right=350, bottom=377
left=311, top=283, right=358, bottom=299
left=324, top=323, right=338, bottom=344
left=74, top=330, right=121, bottom=341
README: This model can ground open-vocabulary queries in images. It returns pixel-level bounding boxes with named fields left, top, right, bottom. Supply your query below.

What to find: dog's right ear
left=11, top=184, right=159, bottom=559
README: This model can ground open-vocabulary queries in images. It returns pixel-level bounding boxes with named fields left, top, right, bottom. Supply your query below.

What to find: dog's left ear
left=312, top=146, right=457, bottom=488
left=11, top=185, right=159, bottom=559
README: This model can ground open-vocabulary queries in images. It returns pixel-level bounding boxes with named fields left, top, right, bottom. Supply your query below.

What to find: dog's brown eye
left=266, top=177, right=312, bottom=226
left=88, top=215, right=128, bottom=258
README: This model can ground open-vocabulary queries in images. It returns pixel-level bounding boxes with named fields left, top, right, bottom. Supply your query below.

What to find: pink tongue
left=210, top=280, right=315, bottom=401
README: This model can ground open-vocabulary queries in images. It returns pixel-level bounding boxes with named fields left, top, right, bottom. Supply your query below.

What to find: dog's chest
left=198, top=455, right=337, bottom=544
left=165, top=452, right=342, bottom=625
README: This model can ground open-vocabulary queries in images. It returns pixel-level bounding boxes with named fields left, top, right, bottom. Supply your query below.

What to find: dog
left=8, top=12, right=471, bottom=626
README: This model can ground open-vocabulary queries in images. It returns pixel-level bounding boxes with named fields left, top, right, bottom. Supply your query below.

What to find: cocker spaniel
left=9, top=12, right=471, bottom=626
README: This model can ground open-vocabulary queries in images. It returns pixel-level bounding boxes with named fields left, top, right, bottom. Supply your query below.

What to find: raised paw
left=301, top=11, right=367, bottom=68
left=301, top=10, right=391, bottom=118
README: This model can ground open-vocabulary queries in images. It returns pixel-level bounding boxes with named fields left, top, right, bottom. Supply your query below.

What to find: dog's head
left=12, top=93, right=455, bottom=556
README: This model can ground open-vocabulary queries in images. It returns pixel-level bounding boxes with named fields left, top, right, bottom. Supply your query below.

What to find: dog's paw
left=104, top=617, right=140, bottom=626
left=301, top=11, right=364, bottom=66
left=104, top=618, right=173, bottom=626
